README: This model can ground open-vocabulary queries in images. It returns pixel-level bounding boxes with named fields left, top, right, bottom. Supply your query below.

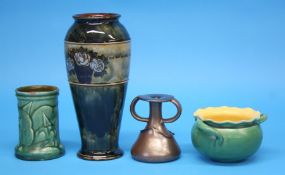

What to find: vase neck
left=146, top=102, right=164, bottom=129
left=73, top=13, right=120, bottom=23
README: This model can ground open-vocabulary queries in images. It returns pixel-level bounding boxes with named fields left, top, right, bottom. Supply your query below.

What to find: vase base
left=15, top=145, right=65, bottom=161
left=77, top=149, right=123, bottom=161
left=132, top=155, right=180, bottom=163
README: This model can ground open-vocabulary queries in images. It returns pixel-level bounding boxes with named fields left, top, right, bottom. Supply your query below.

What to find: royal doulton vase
left=15, top=85, right=64, bottom=160
left=64, top=13, right=130, bottom=160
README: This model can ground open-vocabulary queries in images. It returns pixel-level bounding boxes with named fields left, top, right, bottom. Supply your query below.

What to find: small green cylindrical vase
left=15, top=85, right=65, bottom=160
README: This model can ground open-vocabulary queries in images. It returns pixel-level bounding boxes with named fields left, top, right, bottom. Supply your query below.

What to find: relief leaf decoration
left=19, top=102, right=34, bottom=146
left=31, top=105, right=57, bottom=147
left=31, top=106, right=53, bottom=131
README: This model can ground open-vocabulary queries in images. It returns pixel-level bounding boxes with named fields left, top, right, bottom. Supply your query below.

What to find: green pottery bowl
left=191, top=106, right=267, bottom=162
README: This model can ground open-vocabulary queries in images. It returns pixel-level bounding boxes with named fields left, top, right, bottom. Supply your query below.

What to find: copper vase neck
left=148, top=102, right=163, bottom=123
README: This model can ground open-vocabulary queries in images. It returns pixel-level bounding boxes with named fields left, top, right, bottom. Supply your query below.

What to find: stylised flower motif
left=74, top=52, right=90, bottom=66
left=66, top=58, right=74, bottom=71
left=90, top=59, right=105, bottom=72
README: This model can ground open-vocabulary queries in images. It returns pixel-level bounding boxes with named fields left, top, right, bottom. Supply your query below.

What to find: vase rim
left=73, top=13, right=121, bottom=20
left=16, top=85, right=59, bottom=97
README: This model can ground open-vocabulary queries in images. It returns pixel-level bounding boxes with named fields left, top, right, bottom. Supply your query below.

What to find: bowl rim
left=194, top=106, right=266, bottom=127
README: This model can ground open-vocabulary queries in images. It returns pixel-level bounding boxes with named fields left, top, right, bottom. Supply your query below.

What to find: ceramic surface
left=15, top=85, right=64, bottom=160
left=64, top=13, right=130, bottom=160
left=191, top=106, right=267, bottom=162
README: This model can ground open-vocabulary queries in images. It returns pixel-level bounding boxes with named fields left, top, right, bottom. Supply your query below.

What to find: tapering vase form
left=15, top=85, right=65, bottom=160
left=64, top=13, right=130, bottom=160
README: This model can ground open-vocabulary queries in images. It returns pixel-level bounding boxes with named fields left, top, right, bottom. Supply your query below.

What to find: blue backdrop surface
left=0, top=0, right=284, bottom=174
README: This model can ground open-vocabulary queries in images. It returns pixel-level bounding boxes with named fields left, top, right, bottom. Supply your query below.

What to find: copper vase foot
left=132, top=151, right=180, bottom=163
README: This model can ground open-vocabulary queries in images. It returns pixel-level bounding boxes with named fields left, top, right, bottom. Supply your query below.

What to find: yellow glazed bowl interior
left=194, top=106, right=261, bottom=123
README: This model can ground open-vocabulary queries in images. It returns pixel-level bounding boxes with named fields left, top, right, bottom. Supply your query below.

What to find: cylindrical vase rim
left=16, top=85, right=59, bottom=97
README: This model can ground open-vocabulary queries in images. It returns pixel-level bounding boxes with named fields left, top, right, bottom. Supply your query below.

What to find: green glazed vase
left=64, top=13, right=130, bottom=160
left=191, top=107, right=267, bottom=162
left=15, top=85, right=65, bottom=160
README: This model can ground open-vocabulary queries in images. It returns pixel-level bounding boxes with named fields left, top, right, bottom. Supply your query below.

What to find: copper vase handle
left=130, top=96, right=149, bottom=122
left=162, top=98, right=182, bottom=123
left=130, top=95, right=182, bottom=123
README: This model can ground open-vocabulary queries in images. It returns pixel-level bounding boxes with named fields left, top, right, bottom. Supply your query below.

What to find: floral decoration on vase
left=66, top=47, right=109, bottom=84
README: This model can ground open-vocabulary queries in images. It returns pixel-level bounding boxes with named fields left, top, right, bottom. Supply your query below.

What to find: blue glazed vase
left=64, top=13, right=130, bottom=160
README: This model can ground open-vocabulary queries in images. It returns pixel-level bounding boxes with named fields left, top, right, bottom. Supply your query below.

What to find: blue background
left=0, top=0, right=284, bottom=174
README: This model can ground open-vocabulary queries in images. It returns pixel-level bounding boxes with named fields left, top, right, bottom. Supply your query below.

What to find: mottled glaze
left=15, top=85, right=64, bottom=160
left=70, top=83, right=127, bottom=160
left=64, top=13, right=130, bottom=160
left=191, top=107, right=267, bottom=162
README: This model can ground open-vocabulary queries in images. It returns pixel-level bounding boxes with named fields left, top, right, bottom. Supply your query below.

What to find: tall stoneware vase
left=64, top=13, right=130, bottom=160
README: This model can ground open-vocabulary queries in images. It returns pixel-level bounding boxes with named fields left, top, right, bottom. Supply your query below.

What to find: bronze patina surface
left=130, top=94, right=182, bottom=163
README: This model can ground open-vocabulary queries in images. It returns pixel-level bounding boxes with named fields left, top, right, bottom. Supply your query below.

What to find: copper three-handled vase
left=64, top=13, right=130, bottom=160
left=130, top=94, right=182, bottom=163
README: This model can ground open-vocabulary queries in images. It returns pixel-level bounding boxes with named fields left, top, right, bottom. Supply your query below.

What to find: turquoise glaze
left=15, top=85, right=65, bottom=160
left=192, top=112, right=267, bottom=162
